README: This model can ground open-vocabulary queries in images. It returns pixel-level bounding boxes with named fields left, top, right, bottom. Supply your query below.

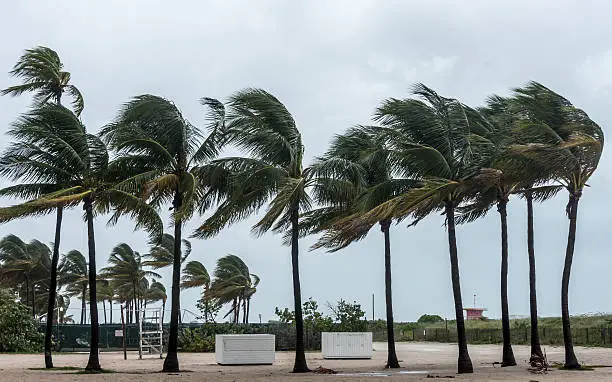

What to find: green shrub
left=417, top=314, right=444, bottom=324
left=0, top=290, right=44, bottom=352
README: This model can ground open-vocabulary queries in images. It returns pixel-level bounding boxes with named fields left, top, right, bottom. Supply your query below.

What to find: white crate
left=321, top=332, right=373, bottom=359
left=215, top=334, right=275, bottom=365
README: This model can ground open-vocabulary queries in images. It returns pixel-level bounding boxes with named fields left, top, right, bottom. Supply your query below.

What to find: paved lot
left=1, top=342, right=611, bottom=381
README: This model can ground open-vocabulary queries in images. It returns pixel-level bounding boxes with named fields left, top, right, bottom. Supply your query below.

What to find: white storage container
left=321, top=332, right=373, bottom=359
left=215, top=334, right=275, bottom=365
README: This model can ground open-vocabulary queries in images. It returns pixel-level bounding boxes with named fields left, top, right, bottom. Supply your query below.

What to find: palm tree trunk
left=562, top=193, right=581, bottom=369
left=133, top=282, right=140, bottom=327
left=445, top=201, right=473, bottom=374
left=84, top=198, right=101, bottom=371
left=380, top=220, right=400, bottom=368
left=242, top=294, right=247, bottom=324
left=498, top=198, right=516, bottom=366
left=109, top=300, right=113, bottom=324
left=45, top=208, right=63, bottom=368
left=24, top=277, right=29, bottom=312
left=526, top=190, right=544, bottom=365
left=32, top=281, right=36, bottom=317
left=290, top=205, right=309, bottom=373
left=45, top=94, right=64, bottom=364
left=162, top=190, right=183, bottom=372
left=103, top=300, right=107, bottom=325
left=246, top=298, right=251, bottom=324
left=81, top=289, right=86, bottom=325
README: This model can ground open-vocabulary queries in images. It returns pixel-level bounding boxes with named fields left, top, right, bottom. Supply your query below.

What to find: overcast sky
left=1, top=0, right=611, bottom=323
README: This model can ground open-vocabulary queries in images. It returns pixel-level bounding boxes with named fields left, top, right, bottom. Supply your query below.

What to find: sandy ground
left=1, top=342, right=611, bottom=381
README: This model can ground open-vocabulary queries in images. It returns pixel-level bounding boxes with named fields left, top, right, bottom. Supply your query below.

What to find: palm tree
left=180, top=260, right=211, bottom=319
left=96, top=279, right=115, bottom=324
left=1, top=46, right=83, bottom=114
left=327, top=85, right=495, bottom=374
left=307, top=126, right=419, bottom=368
left=143, top=233, right=190, bottom=321
left=100, top=243, right=160, bottom=326
left=0, top=234, right=52, bottom=317
left=100, top=95, right=226, bottom=372
left=0, top=104, right=162, bottom=371
left=194, top=89, right=311, bottom=372
left=1, top=46, right=83, bottom=368
left=144, top=233, right=191, bottom=269
left=460, top=95, right=567, bottom=366
left=144, top=279, right=167, bottom=312
left=510, top=82, right=604, bottom=369
left=207, top=255, right=258, bottom=324
left=59, top=250, right=89, bottom=324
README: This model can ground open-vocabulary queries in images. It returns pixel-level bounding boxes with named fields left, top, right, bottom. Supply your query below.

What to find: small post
left=121, top=305, right=127, bottom=360
left=372, top=293, right=375, bottom=321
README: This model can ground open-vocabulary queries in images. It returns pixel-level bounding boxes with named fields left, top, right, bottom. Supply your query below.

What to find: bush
left=180, top=328, right=216, bottom=352
left=417, top=314, right=444, bottom=324
left=0, top=290, right=44, bottom=352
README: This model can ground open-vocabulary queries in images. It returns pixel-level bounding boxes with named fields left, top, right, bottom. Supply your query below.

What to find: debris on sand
left=313, top=366, right=338, bottom=374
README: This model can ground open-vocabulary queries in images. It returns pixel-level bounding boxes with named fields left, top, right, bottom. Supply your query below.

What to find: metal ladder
left=139, top=308, right=164, bottom=359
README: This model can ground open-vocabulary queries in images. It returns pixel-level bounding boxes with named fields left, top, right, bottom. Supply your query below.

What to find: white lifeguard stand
left=139, top=308, right=164, bottom=359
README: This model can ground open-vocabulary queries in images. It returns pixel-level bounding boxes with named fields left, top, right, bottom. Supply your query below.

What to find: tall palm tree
left=0, top=104, right=162, bottom=371
left=460, top=95, right=566, bottom=366
left=0, top=234, right=52, bottom=317
left=144, top=233, right=191, bottom=269
left=307, top=126, right=419, bottom=368
left=328, top=85, right=495, bottom=374
left=144, top=279, right=167, bottom=313
left=96, top=279, right=115, bottom=324
left=100, top=243, right=160, bottom=326
left=59, top=250, right=89, bottom=324
left=1, top=46, right=83, bottom=368
left=1, top=46, right=83, bottom=114
left=100, top=95, right=226, bottom=372
left=511, top=82, right=604, bottom=369
left=207, top=255, right=258, bottom=324
left=194, top=89, right=311, bottom=372
left=180, top=261, right=211, bottom=321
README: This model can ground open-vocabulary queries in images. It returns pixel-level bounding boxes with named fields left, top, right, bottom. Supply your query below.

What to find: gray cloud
left=1, top=0, right=610, bottom=322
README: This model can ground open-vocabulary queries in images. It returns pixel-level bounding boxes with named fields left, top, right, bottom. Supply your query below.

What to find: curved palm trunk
left=526, top=191, right=544, bottom=364
left=497, top=198, right=516, bottom=366
left=45, top=208, right=62, bottom=368
left=445, top=201, right=473, bottom=374
left=162, top=191, right=183, bottom=372
left=381, top=220, right=400, bottom=368
left=562, top=193, right=580, bottom=369
left=84, top=198, right=101, bottom=371
left=103, top=301, right=107, bottom=325
left=290, top=205, right=309, bottom=373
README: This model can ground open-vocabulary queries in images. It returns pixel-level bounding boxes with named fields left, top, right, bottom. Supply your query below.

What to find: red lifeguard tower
left=464, top=294, right=487, bottom=320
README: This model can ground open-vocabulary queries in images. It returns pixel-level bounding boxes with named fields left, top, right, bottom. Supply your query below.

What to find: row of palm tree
left=0, top=46, right=603, bottom=375
left=0, top=233, right=259, bottom=328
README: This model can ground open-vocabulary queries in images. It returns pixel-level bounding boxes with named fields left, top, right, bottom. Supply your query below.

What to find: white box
left=321, top=332, right=373, bottom=359
left=215, top=334, right=275, bottom=365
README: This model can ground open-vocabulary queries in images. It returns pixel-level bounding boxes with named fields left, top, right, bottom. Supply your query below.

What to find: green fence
left=46, top=323, right=612, bottom=352
left=373, top=326, right=612, bottom=347
left=48, top=323, right=322, bottom=352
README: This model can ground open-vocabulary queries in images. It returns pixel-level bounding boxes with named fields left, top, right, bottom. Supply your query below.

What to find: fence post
left=586, top=328, right=589, bottom=344
left=525, top=327, right=528, bottom=343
